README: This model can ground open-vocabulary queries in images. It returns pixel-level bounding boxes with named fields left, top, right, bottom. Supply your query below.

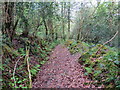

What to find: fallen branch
left=26, top=47, right=32, bottom=88
left=95, top=31, right=118, bottom=55
left=13, top=56, right=24, bottom=88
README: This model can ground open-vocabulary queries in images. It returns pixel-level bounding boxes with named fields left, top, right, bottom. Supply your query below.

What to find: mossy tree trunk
left=4, top=2, right=14, bottom=41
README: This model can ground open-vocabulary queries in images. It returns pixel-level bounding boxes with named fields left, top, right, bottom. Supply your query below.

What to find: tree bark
left=67, top=2, right=70, bottom=39
left=18, top=3, right=29, bottom=37
left=47, top=19, right=54, bottom=41
left=43, top=17, right=48, bottom=39
left=4, top=2, right=14, bottom=41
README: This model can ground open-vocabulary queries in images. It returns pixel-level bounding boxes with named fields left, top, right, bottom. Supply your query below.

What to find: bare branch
left=13, top=56, right=24, bottom=88
left=95, top=31, right=118, bottom=54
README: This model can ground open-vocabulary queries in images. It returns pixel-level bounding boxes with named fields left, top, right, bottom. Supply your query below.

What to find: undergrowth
left=2, top=36, right=61, bottom=88
left=65, top=39, right=120, bottom=88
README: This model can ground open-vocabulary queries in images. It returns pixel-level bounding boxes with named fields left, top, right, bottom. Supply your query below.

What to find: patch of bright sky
left=69, top=0, right=119, bottom=31
left=70, top=0, right=118, bottom=5
left=16, top=0, right=118, bottom=2
left=70, top=0, right=118, bottom=18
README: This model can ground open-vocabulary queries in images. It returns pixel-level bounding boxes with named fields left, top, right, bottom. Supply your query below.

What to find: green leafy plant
left=65, top=40, right=89, bottom=54
left=78, top=43, right=119, bottom=88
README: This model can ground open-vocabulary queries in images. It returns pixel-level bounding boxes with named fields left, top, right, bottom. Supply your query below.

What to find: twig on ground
left=13, top=56, right=24, bottom=88
left=95, top=31, right=118, bottom=55
left=26, top=47, right=32, bottom=88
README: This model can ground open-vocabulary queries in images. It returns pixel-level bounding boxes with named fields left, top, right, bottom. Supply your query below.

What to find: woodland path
left=32, top=44, right=95, bottom=88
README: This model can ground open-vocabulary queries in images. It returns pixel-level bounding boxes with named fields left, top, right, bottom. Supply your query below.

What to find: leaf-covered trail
left=32, top=45, right=95, bottom=88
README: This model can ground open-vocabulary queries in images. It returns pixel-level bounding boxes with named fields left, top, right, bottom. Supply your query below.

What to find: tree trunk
left=18, top=3, right=29, bottom=37
left=21, top=17, right=29, bottom=37
left=47, top=19, right=54, bottom=41
left=43, top=17, right=48, bottom=40
left=61, top=2, right=65, bottom=40
left=67, top=2, right=70, bottom=39
left=4, top=2, right=14, bottom=41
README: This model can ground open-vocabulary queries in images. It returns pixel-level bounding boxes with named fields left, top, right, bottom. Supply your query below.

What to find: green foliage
left=2, top=1, right=119, bottom=88
left=9, top=77, right=28, bottom=88
left=72, top=2, right=118, bottom=47
left=79, top=43, right=119, bottom=88
left=66, top=40, right=119, bottom=88
left=2, top=37, right=60, bottom=88
left=18, top=48, right=26, bottom=55
left=65, top=40, right=89, bottom=54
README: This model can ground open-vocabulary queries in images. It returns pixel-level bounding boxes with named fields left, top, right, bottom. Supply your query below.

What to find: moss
left=96, top=44, right=103, bottom=47
left=92, top=54, right=97, bottom=58
left=65, top=40, right=74, bottom=46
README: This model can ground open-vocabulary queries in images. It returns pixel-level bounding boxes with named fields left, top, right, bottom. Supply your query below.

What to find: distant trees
left=2, top=2, right=118, bottom=47
left=2, top=1, right=119, bottom=88
left=72, top=2, right=118, bottom=47
left=61, top=2, right=65, bottom=40
left=16, top=2, right=31, bottom=37
left=2, top=2, right=74, bottom=42
left=67, top=2, right=71, bottom=39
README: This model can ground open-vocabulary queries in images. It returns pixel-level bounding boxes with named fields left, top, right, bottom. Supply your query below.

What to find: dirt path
left=32, top=44, right=95, bottom=88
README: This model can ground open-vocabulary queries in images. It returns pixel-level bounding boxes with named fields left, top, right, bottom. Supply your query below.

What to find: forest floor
left=32, top=44, right=99, bottom=88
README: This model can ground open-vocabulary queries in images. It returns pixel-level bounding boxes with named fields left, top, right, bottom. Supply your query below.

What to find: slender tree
left=61, top=2, right=65, bottom=40
left=67, top=2, right=70, bottom=39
